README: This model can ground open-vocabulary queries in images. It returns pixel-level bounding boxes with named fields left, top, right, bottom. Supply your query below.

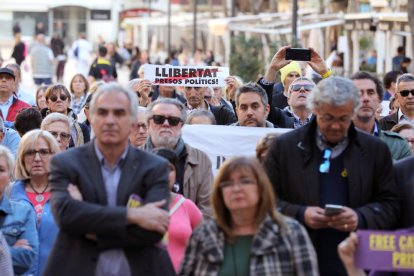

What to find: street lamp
left=168, top=0, right=171, bottom=55
left=292, top=0, right=298, bottom=46
left=193, top=0, right=197, bottom=54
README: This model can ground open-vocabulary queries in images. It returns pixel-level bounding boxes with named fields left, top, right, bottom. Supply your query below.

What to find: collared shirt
left=316, top=127, right=349, bottom=158
left=398, top=109, right=414, bottom=127
left=284, top=107, right=313, bottom=129
left=0, top=95, right=14, bottom=120
left=94, top=141, right=131, bottom=276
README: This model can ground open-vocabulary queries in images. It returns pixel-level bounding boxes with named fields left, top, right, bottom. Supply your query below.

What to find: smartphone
left=324, top=204, right=344, bottom=216
left=285, top=48, right=311, bottom=61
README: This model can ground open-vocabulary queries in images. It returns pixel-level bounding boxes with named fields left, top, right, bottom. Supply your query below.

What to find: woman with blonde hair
left=10, top=130, right=60, bottom=276
left=179, top=156, right=318, bottom=275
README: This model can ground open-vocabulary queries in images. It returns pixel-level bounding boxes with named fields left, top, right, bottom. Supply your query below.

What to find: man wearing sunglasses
left=144, top=98, right=213, bottom=217
left=264, top=77, right=400, bottom=276
left=351, top=71, right=411, bottom=160
left=275, top=77, right=315, bottom=129
left=184, top=86, right=236, bottom=125
left=380, top=73, right=414, bottom=130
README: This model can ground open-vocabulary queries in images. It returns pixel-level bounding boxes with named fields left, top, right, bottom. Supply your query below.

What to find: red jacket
left=1, top=95, right=31, bottom=122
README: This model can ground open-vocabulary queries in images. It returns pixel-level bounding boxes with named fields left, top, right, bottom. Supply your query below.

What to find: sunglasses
left=291, top=84, right=314, bottom=92
left=49, top=94, right=68, bottom=102
left=26, top=148, right=52, bottom=158
left=319, top=148, right=332, bottom=173
left=399, top=89, right=414, bottom=97
left=151, top=115, right=182, bottom=126
left=50, top=131, right=71, bottom=141
left=204, top=95, right=212, bottom=100
left=185, top=87, right=202, bottom=91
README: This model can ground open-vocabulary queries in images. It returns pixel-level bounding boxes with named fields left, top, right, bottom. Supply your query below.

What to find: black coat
left=264, top=118, right=401, bottom=275
left=264, top=118, right=400, bottom=230
left=394, top=156, right=414, bottom=228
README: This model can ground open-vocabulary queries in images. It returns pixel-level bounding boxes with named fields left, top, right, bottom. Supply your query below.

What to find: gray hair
left=128, top=78, right=141, bottom=90
left=307, top=76, right=360, bottom=113
left=396, top=73, right=414, bottom=90
left=186, top=109, right=216, bottom=125
left=41, top=113, right=71, bottom=130
left=90, top=83, right=138, bottom=121
left=0, top=145, right=15, bottom=179
left=146, top=98, right=187, bottom=124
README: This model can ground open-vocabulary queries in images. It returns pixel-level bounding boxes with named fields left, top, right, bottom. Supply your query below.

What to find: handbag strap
left=169, top=196, right=186, bottom=217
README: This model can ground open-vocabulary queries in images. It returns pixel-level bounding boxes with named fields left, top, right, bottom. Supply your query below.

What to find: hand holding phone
left=285, top=48, right=311, bottom=61
left=325, top=204, right=345, bottom=216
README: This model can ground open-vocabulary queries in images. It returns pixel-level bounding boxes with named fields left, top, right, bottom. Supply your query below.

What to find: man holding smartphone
left=264, top=77, right=400, bottom=276
left=258, top=46, right=331, bottom=128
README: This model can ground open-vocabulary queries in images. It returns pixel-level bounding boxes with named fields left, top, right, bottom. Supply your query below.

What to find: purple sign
left=355, top=229, right=414, bottom=272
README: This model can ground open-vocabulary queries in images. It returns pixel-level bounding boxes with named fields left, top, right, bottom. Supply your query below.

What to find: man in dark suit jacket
left=394, top=156, right=414, bottom=228
left=264, top=77, right=400, bottom=276
left=45, top=83, right=174, bottom=276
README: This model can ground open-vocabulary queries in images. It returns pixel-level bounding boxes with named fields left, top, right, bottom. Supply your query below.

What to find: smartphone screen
left=285, top=48, right=311, bottom=61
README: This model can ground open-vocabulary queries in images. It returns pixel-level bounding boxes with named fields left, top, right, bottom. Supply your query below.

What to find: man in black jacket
left=380, top=73, right=414, bottom=130
left=184, top=86, right=236, bottom=125
left=264, top=76, right=400, bottom=276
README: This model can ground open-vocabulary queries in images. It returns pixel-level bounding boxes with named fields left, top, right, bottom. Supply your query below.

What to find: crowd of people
left=0, top=33, right=413, bottom=276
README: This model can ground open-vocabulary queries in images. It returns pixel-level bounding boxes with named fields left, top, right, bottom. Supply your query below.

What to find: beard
left=151, top=134, right=180, bottom=149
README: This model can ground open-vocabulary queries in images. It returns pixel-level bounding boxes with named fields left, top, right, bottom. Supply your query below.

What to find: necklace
left=27, top=181, right=49, bottom=203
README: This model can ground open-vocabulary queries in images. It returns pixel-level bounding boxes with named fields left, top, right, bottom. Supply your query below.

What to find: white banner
left=181, top=125, right=292, bottom=175
left=143, top=64, right=229, bottom=87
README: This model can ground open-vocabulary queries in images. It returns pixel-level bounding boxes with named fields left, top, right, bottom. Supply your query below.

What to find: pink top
left=168, top=194, right=202, bottom=272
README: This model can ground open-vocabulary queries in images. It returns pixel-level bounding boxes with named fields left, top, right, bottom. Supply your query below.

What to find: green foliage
left=230, top=34, right=264, bottom=82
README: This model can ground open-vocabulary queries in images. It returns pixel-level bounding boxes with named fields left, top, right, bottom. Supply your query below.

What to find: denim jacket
left=10, top=181, right=58, bottom=276
left=0, top=193, right=38, bottom=275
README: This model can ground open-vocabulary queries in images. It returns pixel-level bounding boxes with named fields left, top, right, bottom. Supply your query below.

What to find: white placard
left=143, top=64, right=229, bottom=87
left=181, top=125, right=292, bottom=175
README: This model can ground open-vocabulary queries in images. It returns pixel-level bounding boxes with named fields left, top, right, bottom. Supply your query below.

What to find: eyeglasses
left=405, top=138, right=414, bottom=144
left=204, top=95, right=212, bottom=100
left=398, top=89, right=414, bottom=97
left=135, top=123, right=147, bottom=130
left=185, top=87, right=202, bottom=92
left=219, top=178, right=256, bottom=189
left=49, top=131, right=71, bottom=141
left=25, top=148, right=52, bottom=159
left=291, top=84, right=314, bottom=92
left=49, top=94, right=68, bottom=102
left=319, top=148, right=332, bottom=173
left=151, top=115, right=182, bottom=126
left=319, top=115, right=352, bottom=125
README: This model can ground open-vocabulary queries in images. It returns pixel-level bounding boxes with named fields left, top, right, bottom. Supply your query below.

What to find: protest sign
left=143, top=64, right=229, bottom=87
left=181, top=124, right=291, bottom=175
left=355, top=229, right=414, bottom=272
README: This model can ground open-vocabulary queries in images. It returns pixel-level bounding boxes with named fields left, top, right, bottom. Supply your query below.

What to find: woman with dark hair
left=152, top=147, right=202, bottom=273
left=69, top=74, right=89, bottom=114
left=42, top=84, right=90, bottom=147
left=179, top=156, right=318, bottom=275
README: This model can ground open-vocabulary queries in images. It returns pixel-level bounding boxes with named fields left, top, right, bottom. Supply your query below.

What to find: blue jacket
left=10, top=181, right=58, bottom=276
left=0, top=193, right=38, bottom=275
